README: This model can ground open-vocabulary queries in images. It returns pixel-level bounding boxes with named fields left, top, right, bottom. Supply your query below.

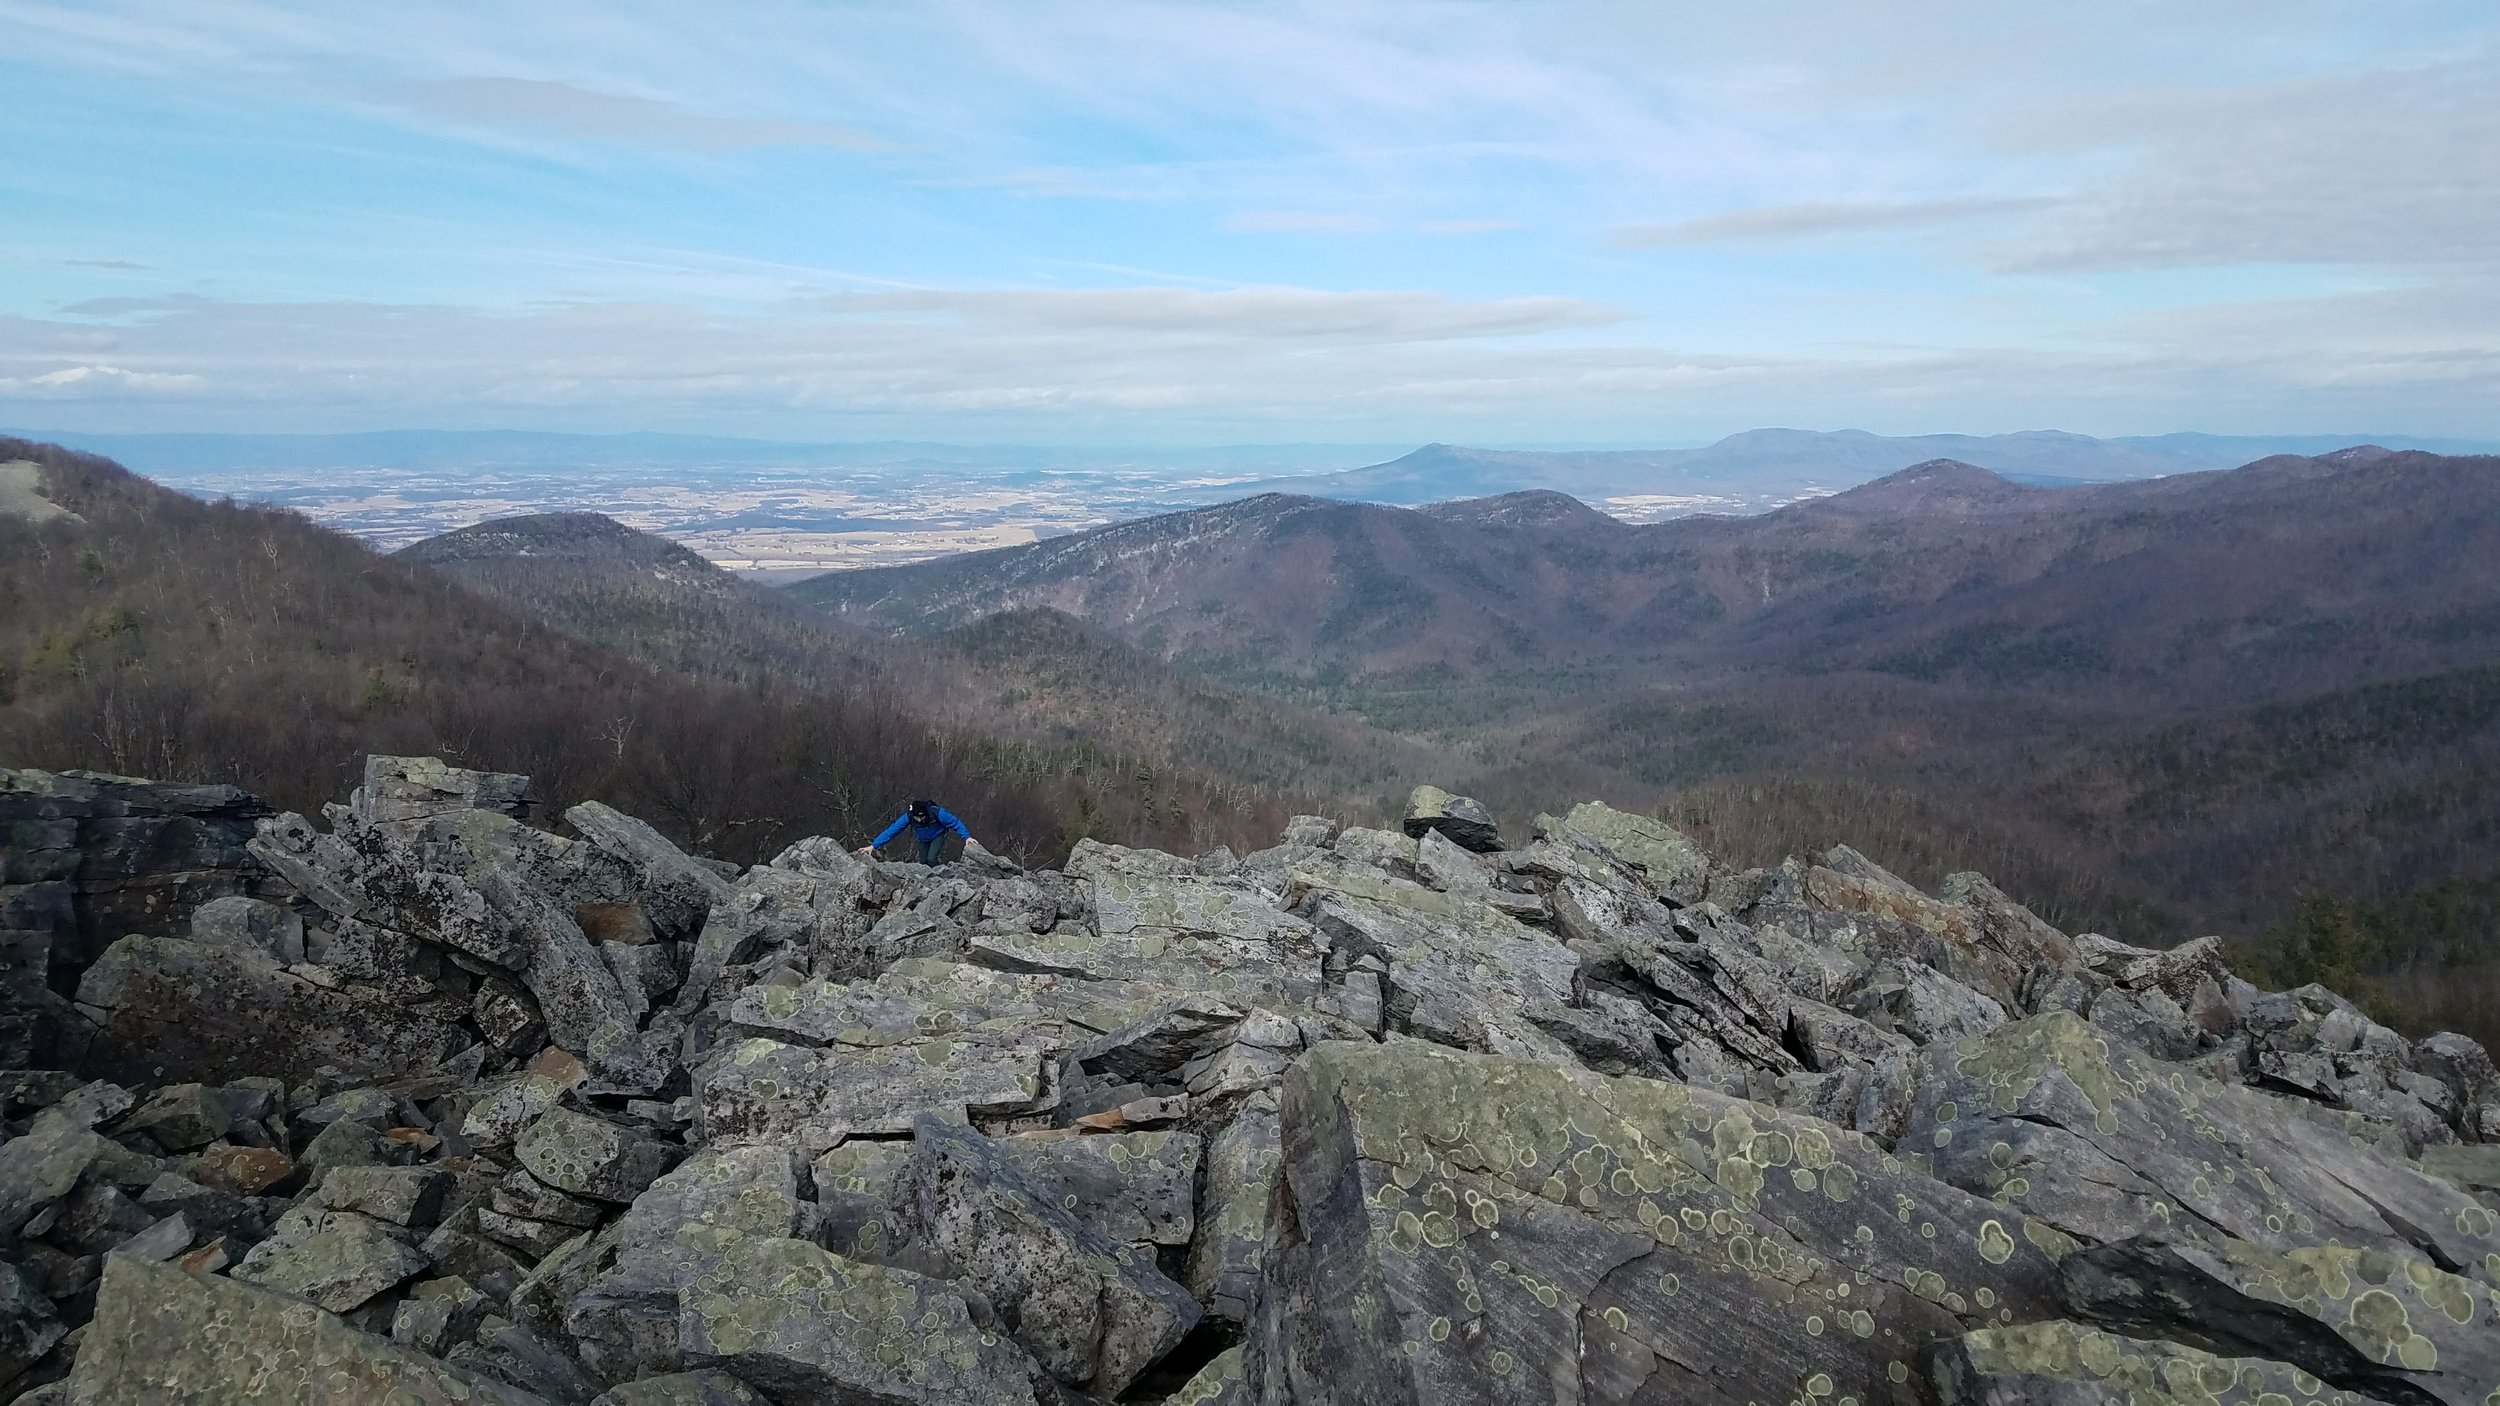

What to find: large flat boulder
left=895, top=1114, right=1202, bottom=1397
left=677, top=1232, right=1043, bottom=1404
left=72, top=936, right=469, bottom=1087
left=67, top=1255, right=542, bottom=1404
left=1247, top=1039, right=2068, bottom=1405
left=1908, top=1013, right=2500, bottom=1284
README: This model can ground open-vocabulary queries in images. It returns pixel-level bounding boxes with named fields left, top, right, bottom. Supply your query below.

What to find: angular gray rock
left=2059, top=1233, right=2498, bottom=1406
left=1908, top=1013, right=2500, bottom=1280
left=30, top=761, right=2500, bottom=1406
left=1401, top=785, right=1503, bottom=853
left=1246, top=1038, right=2065, bottom=1405
left=676, top=1231, right=1043, bottom=1404
left=563, top=800, right=731, bottom=942
left=894, top=1113, right=1203, bottom=1397
left=515, top=1108, right=677, bottom=1203
left=563, top=1144, right=803, bottom=1386
left=230, top=1205, right=431, bottom=1312
left=1930, top=1321, right=2396, bottom=1406
left=72, top=935, right=470, bottom=1086
left=68, top=1255, right=543, bottom=1405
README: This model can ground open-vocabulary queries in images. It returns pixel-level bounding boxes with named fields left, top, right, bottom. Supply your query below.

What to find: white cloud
left=0, top=363, right=206, bottom=393
left=382, top=76, right=888, bottom=152
left=1616, top=198, right=2059, bottom=248
left=1997, top=58, right=2500, bottom=272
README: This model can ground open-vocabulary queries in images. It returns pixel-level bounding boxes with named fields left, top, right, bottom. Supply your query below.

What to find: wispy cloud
left=383, top=76, right=888, bottom=152
left=63, top=258, right=152, bottom=270
left=1615, top=198, right=2060, bottom=248
left=0, top=364, right=205, bottom=393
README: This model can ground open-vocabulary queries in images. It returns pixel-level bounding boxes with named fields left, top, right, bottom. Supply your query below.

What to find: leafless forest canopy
left=5, top=437, right=2497, bottom=1047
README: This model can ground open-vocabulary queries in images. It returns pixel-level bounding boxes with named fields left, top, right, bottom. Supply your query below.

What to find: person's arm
left=862, top=812, right=908, bottom=852
left=939, top=806, right=972, bottom=841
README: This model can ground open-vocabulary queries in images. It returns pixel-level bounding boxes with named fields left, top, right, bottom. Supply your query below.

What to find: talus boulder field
left=1, top=763, right=2494, bottom=1405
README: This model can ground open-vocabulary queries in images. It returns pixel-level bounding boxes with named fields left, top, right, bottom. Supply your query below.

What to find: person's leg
left=917, top=833, right=945, bottom=865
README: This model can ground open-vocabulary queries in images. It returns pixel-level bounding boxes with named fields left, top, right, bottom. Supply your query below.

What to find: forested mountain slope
left=0, top=440, right=1287, bottom=863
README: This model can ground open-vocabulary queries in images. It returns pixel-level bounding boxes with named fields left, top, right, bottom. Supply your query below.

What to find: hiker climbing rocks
left=861, top=797, right=972, bottom=865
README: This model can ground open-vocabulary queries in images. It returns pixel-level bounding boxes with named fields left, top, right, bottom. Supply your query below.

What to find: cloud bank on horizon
left=2, top=0, right=2494, bottom=443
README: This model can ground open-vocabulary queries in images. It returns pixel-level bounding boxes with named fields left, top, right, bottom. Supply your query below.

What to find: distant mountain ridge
left=789, top=449, right=2500, bottom=703
left=1238, top=429, right=2500, bottom=507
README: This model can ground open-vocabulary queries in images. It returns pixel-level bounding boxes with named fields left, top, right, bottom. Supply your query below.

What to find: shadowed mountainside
left=0, top=440, right=1294, bottom=865
left=788, top=449, right=2500, bottom=998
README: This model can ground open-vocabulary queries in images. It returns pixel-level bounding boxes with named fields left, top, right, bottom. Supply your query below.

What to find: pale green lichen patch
left=1292, top=1039, right=2068, bottom=1401
left=1946, top=1320, right=2359, bottom=1405
left=1950, top=1013, right=2125, bottom=1135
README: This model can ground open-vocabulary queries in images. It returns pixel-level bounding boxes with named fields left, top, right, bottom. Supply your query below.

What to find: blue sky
left=3, top=1, right=2495, bottom=444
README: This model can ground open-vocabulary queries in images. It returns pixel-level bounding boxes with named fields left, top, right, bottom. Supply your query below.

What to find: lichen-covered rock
left=1909, top=1014, right=2500, bottom=1282
left=564, top=1144, right=803, bottom=1386
left=563, top=801, right=731, bottom=943
left=587, top=1371, right=765, bottom=1406
left=1402, top=786, right=1503, bottom=854
left=72, top=935, right=470, bottom=1087
left=728, top=958, right=1186, bottom=1050
left=69, top=1255, right=541, bottom=1404
left=189, top=894, right=305, bottom=963
left=514, top=1108, right=676, bottom=1203
left=2059, top=1234, right=2498, bottom=1405
left=695, top=1024, right=1062, bottom=1148
left=894, top=1113, right=1202, bottom=1396
left=677, top=1232, right=1043, bottom=1404
left=1930, top=1320, right=2390, bottom=1406
left=316, top=1165, right=452, bottom=1228
left=230, top=1205, right=431, bottom=1312
left=1558, top=801, right=1709, bottom=903
left=1188, top=1090, right=1282, bottom=1323
left=1247, top=1039, right=2065, bottom=1406
left=1173, top=1344, right=1249, bottom=1405
left=357, top=755, right=536, bottom=828
left=999, top=1128, right=1202, bottom=1249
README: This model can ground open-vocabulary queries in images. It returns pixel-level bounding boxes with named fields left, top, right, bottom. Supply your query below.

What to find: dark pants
left=915, top=833, right=947, bottom=866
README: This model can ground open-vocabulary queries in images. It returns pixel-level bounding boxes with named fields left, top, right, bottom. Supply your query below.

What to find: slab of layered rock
left=73, top=936, right=469, bottom=1086
left=694, top=1025, right=1063, bottom=1146
left=895, top=1114, right=1202, bottom=1397
left=1248, top=1039, right=2067, bottom=1405
left=1908, top=1013, right=2500, bottom=1282
left=677, top=1231, right=1042, bottom=1404
left=1402, top=786, right=1503, bottom=854
left=70, top=1255, right=540, bottom=1404
left=2059, top=1233, right=2498, bottom=1405
left=1930, top=1320, right=2392, bottom=1406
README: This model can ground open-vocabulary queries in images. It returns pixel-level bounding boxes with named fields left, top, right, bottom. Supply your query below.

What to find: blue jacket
left=873, top=805, right=970, bottom=847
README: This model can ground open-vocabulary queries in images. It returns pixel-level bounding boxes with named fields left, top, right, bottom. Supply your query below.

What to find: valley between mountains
left=6, top=437, right=2500, bottom=1047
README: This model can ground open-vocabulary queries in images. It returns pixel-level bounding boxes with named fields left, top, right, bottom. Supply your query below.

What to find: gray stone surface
left=676, top=1232, right=1042, bottom=1404
left=73, top=935, right=470, bottom=1087
left=69, top=1255, right=544, bottom=1405
left=1246, top=1039, right=2065, bottom=1406
left=515, top=1109, right=677, bottom=1203
left=2060, top=1233, right=2498, bottom=1406
left=894, top=1113, right=1202, bottom=1397
left=32, top=760, right=2500, bottom=1406
left=1930, top=1321, right=2397, bottom=1406
left=1402, top=785, right=1503, bottom=853
left=230, top=1205, right=432, bottom=1312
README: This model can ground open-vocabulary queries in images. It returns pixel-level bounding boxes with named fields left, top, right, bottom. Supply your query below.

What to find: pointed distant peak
left=400, top=511, right=711, bottom=568
left=1419, top=489, right=1615, bottom=529
left=1872, top=458, right=2011, bottom=488
left=1802, top=458, right=2034, bottom=518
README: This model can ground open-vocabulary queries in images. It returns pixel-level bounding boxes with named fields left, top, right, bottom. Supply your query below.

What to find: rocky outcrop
left=2, top=755, right=2494, bottom=1405
left=1, top=768, right=269, bottom=1067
